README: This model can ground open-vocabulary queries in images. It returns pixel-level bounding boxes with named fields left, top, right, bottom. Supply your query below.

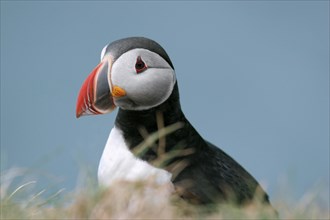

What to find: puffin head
left=76, top=37, right=176, bottom=118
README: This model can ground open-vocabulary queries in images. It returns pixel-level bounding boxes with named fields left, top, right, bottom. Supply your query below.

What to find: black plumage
left=115, top=82, right=272, bottom=206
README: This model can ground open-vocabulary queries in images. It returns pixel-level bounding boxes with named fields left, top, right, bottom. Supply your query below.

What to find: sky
left=1, top=1, right=329, bottom=206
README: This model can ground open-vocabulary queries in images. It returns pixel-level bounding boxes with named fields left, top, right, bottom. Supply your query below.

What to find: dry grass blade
left=6, top=181, right=37, bottom=201
left=133, top=122, right=184, bottom=157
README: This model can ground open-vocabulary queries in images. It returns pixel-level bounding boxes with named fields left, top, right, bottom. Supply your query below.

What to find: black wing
left=173, top=140, right=271, bottom=205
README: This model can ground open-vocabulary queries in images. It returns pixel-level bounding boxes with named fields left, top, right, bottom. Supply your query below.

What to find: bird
left=76, top=37, right=275, bottom=209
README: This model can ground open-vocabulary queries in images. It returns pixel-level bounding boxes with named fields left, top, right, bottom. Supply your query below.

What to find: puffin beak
left=76, top=57, right=116, bottom=118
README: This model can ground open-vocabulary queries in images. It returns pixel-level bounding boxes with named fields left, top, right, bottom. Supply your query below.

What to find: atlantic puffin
left=76, top=37, right=274, bottom=208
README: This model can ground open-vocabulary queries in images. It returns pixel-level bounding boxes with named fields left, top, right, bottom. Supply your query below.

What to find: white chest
left=97, top=126, right=172, bottom=186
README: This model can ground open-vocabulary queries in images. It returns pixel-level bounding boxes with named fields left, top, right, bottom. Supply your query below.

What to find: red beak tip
left=76, top=109, right=83, bottom=118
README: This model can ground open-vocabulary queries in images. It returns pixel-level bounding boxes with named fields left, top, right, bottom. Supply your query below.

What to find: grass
left=1, top=167, right=329, bottom=220
left=1, top=122, right=329, bottom=219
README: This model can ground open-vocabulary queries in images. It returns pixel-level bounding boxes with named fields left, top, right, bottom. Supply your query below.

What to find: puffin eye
left=135, top=56, right=147, bottom=73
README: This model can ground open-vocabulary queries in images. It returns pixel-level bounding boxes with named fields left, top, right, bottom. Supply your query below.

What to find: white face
left=109, top=48, right=176, bottom=110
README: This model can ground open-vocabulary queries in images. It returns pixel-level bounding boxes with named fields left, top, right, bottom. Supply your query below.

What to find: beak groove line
left=76, top=62, right=103, bottom=118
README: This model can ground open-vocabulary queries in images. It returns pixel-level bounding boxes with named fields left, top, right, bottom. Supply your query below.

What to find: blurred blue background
left=1, top=1, right=329, bottom=206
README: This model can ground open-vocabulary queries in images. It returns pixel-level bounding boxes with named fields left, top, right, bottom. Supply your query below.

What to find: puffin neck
left=115, top=83, right=185, bottom=149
